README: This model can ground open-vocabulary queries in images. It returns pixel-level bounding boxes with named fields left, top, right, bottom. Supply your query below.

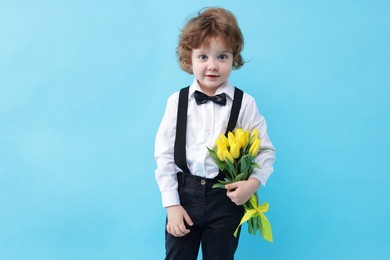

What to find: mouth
left=205, top=75, right=219, bottom=79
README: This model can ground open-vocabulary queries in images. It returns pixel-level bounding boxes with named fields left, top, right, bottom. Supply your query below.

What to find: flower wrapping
left=207, top=128, right=274, bottom=242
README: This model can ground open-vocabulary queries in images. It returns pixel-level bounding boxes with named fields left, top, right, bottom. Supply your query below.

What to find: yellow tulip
left=216, top=138, right=223, bottom=148
left=216, top=134, right=228, bottom=148
left=217, top=145, right=228, bottom=161
left=250, top=129, right=259, bottom=145
left=224, top=150, right=234, bottom=163
left=236, top=130, right=249, bottom=148
left=234, top=129, right=242, bottom=145
left=229, top=142, right=240, bottom=159
left=228, top=132, right=236, bottom=148
left=235, top=128, right=243, bottom=138
left=244, top=130, right=249, bottom=144
left=217, top=149, right=225, bottom=161
left=249, top=138, right=260, bottom=157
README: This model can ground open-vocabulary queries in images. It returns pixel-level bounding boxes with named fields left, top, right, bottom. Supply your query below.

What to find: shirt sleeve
left=239, top=94, right=276, bottom=186
left=154, top=93, right=181, bottom=208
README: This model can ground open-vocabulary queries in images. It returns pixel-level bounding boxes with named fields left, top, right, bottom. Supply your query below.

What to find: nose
left=207, top=58, right=218, bottom=71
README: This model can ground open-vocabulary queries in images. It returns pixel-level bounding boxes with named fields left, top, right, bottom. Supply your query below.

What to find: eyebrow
left=192, top=50, right=232, bottom=54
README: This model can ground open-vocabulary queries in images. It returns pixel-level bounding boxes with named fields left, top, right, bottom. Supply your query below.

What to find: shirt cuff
left=249, top=168, right=271, bottom=186
left=161, top=189, right=180, bottom=208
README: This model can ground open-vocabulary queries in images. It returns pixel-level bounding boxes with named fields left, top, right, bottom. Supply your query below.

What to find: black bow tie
left=194, top=91, right=227, bottom=106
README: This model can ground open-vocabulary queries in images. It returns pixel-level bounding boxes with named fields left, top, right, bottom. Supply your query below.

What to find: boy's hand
left=225, top=178, right=260, bottom=205
left=166, top=205, right=193, bottom=237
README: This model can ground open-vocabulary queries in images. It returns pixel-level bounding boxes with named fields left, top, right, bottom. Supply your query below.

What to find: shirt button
left=201, top=179, right=206, bottom=185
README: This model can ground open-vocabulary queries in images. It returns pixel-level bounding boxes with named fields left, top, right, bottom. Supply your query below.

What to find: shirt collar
left=189, top=79, right=235, bottom=100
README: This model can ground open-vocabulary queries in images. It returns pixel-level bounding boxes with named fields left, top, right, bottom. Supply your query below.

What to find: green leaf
left=207, top=147, right=220, bottom=163
left=259, top=146, right=275, bottom=152
left=252, top=162, right=261, bottom=169
left=207, top=147, right=228, bottom=171
left=239, top=154, right=249, bottom=173
left=243, top=142, right=250, bottom=154
left=216, top=161, right=227, bottom=170
left=220, top=179, right=233, bottom=185
left=243, top=202, right=250, bottom=210
left=225, top=157, right=237, bottom=177
left=212, top=179, right=235, bottom=189
left=212, top=183, right=226, bottom=189
left=234, top=172, right=246, bottom=182
left=253, top=217, right=259, bottom=235
left=248, top=218, right=253, bottom=235
left=218, top=167, right=233, bottom=180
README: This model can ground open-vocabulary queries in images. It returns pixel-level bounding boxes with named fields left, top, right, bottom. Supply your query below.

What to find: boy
left=155, top=7, right=275, bottom=260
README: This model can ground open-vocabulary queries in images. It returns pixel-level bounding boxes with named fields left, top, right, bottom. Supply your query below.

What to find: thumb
left=225, top=182, right=239, bottom=190
left=182, top=209, right=193, bottom=226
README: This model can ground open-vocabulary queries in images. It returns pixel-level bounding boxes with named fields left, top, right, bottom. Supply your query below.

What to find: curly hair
left=177, top=7, right=245, bottom=74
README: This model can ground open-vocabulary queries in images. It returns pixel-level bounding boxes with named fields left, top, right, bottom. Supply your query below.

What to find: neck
left=197, top=81, right=225, bottom=96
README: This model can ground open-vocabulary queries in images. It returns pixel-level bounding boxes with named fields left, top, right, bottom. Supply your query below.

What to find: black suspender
left=174, top=86, right=244, bottom=174
left=174, top=87, right=191, bottom=174
left=225, top=88, right=243, bottom=135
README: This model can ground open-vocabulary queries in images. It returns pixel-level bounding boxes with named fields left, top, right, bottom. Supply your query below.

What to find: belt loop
left=178, top=172, right=187, bottom=187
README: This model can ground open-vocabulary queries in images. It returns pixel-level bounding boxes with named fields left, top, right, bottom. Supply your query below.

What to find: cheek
left=192, top=63, right=204, bottom=74
left=221, top=64, right=233, bottom=74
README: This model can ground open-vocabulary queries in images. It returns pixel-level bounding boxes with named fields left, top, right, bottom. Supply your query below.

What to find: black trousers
left=165, top=172, right=245, bottom=260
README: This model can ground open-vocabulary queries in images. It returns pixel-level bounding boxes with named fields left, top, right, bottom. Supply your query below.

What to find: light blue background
left=1, top=1, right=389, bottom=259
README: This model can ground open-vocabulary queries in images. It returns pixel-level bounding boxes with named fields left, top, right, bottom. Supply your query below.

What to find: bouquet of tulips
left=207, top=128, right=274, bottom=242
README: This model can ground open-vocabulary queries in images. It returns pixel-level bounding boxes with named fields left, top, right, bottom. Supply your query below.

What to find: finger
left=231, top=197, right=240, bottom=205
left=168, top=224, right=177, bottom=236
left=226, top=190, right=234, bottom=199
left=166, top=224, right=172, bottom=235
left=169, top=226, right=177, bottom=237
left=226, top=188, right=237, bottom=197
left=226, top=191, right=232, bottom=199
left=174, top=225, right=185, bottom=237
left=227, top=192, right=240, bottom=204
left=178, top=223, right=190, bottom=235
left=182, top=211, right=193, bottom=226
left=225, top=182, right=238, bottom=190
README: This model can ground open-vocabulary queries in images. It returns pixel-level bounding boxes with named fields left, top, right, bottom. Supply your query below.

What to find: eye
left=218, top=54, right=229, bottom=61
left=199, top=54, right=208, bottom=61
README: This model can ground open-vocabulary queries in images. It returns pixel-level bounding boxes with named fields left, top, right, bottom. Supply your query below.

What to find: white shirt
left=155, top=79, right=275, bottom=207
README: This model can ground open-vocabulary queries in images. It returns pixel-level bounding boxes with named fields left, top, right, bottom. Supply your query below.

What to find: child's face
left=191, top=37, right=233, bottom=95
